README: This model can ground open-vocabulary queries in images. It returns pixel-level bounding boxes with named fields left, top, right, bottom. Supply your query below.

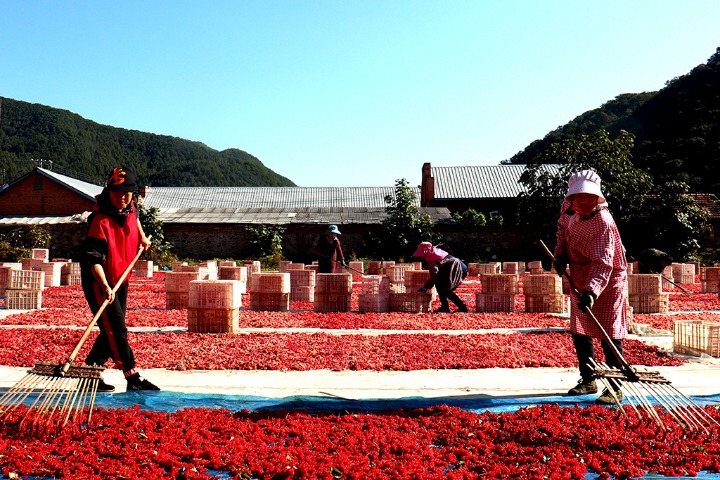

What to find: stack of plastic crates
left=187, top=279, right=245, bottom=332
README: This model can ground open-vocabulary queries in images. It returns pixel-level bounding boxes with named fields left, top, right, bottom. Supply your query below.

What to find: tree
left=245, top=224, right=285, bottom=269
left=369, top=179, right=440, bottom=261
left=136, top=200, right=176, bottom=267
left=515, top=129, right=652, bottom=240
left=452, top=209, right=487, bottom=228
left=625, top=181, right=709, bottom=262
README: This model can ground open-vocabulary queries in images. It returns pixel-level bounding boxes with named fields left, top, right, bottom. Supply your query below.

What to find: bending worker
left=413, top=242, right=468, bottom=313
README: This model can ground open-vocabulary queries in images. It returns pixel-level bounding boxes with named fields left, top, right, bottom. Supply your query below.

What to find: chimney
left=420, top=162, right=434, bottom=207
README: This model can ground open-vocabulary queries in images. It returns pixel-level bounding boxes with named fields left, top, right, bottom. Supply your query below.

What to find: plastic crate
left=627, top=293, right=669, bottom=314
left=7, top=270, right=45, bottom=290
left=249, top=292, right=290, bottom=311
left=61, top=273, right=82, bottom=286
left=315, top=273, right=352, bottom=294
left=674, top=320, right=720, bottom=357
left=481, top=274, right=519, bottom=294
left=502, top=262, right=519, bottom=274
left=5, top=289, right=42, bottom=310
left=61, top=262, right=81, bottom=275
left=385, top=264, right=416, bottom=283
left=524, top=294, right=566, bottom=313
left=366, top=261, right=381, bottom=275
left=289, top=269, right=316, bottom=288
left=358, top=293, right=390, bottom=313
left=250, top=272, right=291, bottom=293
left=165, top=271, right=200, bottom=293
left=671, top=263, right=695, bottom=284
left=389, top=292, right=433, bottom=313
left=361, top=275, right=391, bottom=295
left=476, top=293, right=515, bottom=312
left=478, top=263, right=502, bottom=275
left=189, top=280, right=244, bottom=308
left=187, top=307, right=239, bottom=333
left=166, top=292, right=190, bottom=309
left=314, top=293, right=352, bottom=312
left=242, top=260, right=262, bottom=275
left=403, top=270, right=430, bottom=289
left=523, top=274, right=561, bottom=295
left=31, top=248, right=50, bottom=260
left=218, top=266, right=247, bottom=282
left=134, top=260, right=154, bottom=278
left=627, top=274, right=663, bottom=294
left=290, top=286, right=314, bottom=301
left=40, top=262, right=63, bottom=287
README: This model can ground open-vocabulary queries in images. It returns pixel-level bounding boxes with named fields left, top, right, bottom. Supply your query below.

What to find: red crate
left=476, top=293, right=515, bottom=312
left=187, top=307, right=239, bottom=333
left=389, top=292, right=433, bottom=313
left=249, top=292, right=290, bottom=311
left=314, top=293, right=352, bottom=313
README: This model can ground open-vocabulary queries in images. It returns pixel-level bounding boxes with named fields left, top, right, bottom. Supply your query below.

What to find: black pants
left=438, top=289, right=466, bottom=311
left=572, top=333, right=623, bottom=389
left=82, top=281, right=136, bottom=374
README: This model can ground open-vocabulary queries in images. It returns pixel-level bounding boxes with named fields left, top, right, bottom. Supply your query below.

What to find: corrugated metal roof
left=142, top=186, right=417, bottom=209
left=155, top=207, right=452, bottom=225
left=36, top=168, right=103, bottom=200
left=432, top=164, right=560, bottom=199
left=0, top=213, right=90, bottom=225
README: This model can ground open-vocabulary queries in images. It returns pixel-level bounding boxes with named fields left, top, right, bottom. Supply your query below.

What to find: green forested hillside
left=507, top=47, right=720, bottom=196
left=0, top=98, right=296, bottom=187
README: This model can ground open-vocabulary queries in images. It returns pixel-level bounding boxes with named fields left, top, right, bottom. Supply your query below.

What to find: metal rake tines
left=590, top=359, right=719, bottom=432
left=1, top=363, right=103, bottom=434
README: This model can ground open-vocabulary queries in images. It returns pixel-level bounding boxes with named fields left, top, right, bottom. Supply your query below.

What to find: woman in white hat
left=553, top=169, right=628, bottom=405
left=413, top=242, right=468, bottom=313
left=315, top=224, right=346, bottom=273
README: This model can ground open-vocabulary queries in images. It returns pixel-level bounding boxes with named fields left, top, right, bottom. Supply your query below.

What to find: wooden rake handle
left=60, top=238, right=150, bottom=376
left=539, top=240, right=635, bottom=375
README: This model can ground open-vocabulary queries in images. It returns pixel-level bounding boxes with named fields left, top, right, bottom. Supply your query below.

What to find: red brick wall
left=0, top=172, right=96, bottom=215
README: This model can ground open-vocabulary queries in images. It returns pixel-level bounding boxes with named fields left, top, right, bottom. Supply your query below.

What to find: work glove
left=553, top=255, right=568, bottom=277
left=340, top=260, right=348, bottom=267
left=578, top=290, right=595, bottom=313
left=418, top=286, right=429, bottom=293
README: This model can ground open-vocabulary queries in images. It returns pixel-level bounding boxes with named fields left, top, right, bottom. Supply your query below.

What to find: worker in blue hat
left=315, top=224, right=346, bottom=273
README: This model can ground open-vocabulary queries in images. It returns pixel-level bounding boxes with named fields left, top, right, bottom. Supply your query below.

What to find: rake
left=540, top=240, right=718, bottom=431
left=0, top=242, right=147, bottom=434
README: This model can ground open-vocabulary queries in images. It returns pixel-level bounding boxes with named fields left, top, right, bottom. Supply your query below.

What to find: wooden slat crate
left=476, top=293, right=515, bottom=312
left=249, top=292, right=290, bottom=311
left=523, top=274, right=561, bottom=295
left=314, top=293, right=352, bottom=312
left=389, top=292, right=433, bottom=313
left=628, top=293, right=669, bottom=314
left=481, top=274, right=519, bottom=294
left=627, top=274, right=663, bottom=294
left=674, top=320, right=720, bottom=357
left=524, top=294, right=566, bottom=313
left=187, top=307, right=239, bottom=333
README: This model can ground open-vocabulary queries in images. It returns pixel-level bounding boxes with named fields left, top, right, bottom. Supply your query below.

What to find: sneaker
left=455, top=305, right=468, bottom=313
left=96, top=378, right=115, bottom=392
left=595, top=388, right=623, bottom=405
left=567, top=379, right=598, bottom=396
left=127, top=375, right=160, bottom=391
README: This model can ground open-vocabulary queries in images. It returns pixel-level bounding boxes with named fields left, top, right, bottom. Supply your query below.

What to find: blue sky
left=2, top=1, right=718, bottom=187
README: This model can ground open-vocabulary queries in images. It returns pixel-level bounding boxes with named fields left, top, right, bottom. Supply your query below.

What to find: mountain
left=0, top=97, right=296, bottom=187
left=506, top=47, right=720, bottom=195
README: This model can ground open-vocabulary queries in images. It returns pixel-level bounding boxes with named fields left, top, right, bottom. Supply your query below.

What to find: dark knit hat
left=106, top=167, right=138, bottom=192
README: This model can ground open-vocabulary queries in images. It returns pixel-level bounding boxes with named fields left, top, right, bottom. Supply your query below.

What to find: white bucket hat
left=564, top=169, right=606, bottom=204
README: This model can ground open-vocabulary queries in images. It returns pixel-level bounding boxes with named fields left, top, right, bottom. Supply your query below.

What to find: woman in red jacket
left=81, top=166, right=158, bottom=392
